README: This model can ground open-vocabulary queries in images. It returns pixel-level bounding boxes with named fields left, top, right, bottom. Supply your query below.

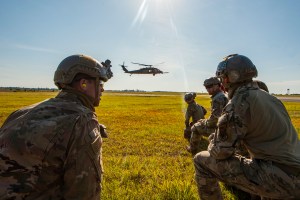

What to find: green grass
left=0, top=91, right=56, bottom=125
left=284, top=102, right=300, bottom=133
left=0, top=91, right=299, bottom=199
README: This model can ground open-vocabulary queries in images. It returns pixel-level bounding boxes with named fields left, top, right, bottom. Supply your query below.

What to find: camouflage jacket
left=0, top=91, right=103, bottom=200
left=206, top=91, right=228, bottom=128
left=208, top=83, right=300, bottom=169
left=185, top=101, right=206, bottom=127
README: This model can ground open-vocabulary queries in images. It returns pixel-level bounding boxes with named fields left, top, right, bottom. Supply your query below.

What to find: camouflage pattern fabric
left=184, top=101, right=206, bottom=154
left=185, top=101, right=206, bottom=128
left=189, top=131, right=205, bottom=156
left=190, top=91, right=228, bottom=155
left=194, top=152, right=300, bottom=200
left=192, top=91, right=228, bottom=136
left=0, top=91, right=103, bottom=199
left=193, top=83, right=300, bottom=199
left=208, top=91, right=228, bottom=122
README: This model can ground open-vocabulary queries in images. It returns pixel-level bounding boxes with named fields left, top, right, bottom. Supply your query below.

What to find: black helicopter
left=120, top=62, right=169, bottom=76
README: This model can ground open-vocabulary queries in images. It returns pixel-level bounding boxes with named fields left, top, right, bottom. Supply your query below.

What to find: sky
left=1, top=0, right=300, bottom=94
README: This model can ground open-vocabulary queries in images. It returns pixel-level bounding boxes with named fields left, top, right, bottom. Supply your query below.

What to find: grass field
left=0, top=91, right=299, bottom=199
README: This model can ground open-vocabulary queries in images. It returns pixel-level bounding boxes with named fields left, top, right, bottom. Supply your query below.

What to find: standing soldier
left=0, top=54, right=113, bottom=199
left=183, top=92, right=207, bottom=152
left=189, top=77, right=228, bottom=155
left=193, top=54, right=300, bottom=199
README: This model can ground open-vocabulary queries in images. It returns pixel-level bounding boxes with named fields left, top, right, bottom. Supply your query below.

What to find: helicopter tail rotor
left=120, top=62, right=129, bottom=73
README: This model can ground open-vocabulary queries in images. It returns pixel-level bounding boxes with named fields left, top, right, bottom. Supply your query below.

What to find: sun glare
left=130, top=0, right=188, bottom=96
left=131, top=0, right=148, bottom=27
left=131, top=0, right=182, bottom=27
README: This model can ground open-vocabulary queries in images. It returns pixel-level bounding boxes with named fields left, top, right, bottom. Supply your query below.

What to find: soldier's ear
left=222, top=76, right=230, bottom=84
left=79, top=79, right=88, bottom=91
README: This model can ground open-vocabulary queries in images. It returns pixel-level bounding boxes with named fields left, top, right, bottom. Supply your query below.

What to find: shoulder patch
left=85, top=127, right=100, bottom=144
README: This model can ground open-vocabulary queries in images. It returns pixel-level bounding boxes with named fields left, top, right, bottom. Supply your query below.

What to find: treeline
left=0, top=87, right=147, bottom=93
left=0, top=87, right=58, bottom=92
left=0, top=87, right=299, bottom=95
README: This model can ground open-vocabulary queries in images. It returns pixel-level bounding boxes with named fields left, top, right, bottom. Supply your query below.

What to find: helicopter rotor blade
left=131, top=62, right=152, bottom=67
left=131, top=61, right=165, bottom=68
left=131, top=62, right=142, bottom=65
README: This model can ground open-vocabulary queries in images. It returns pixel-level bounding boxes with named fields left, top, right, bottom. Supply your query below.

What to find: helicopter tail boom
left=120, top=62, right=129, bottom=73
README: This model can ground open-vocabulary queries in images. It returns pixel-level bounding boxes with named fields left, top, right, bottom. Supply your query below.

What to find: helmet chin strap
left=220, top=84, right=227, bottom=93
left=93, top=77, right=100, bottom=106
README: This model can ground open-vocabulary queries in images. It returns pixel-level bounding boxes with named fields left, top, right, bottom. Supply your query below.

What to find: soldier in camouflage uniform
left=0, top=54, right=113, bottom=199
left=184, top=92, right=207, bottom=152
left=193, top=54, right=300, bottom=200
left=189, top=77, right=228, bottom=155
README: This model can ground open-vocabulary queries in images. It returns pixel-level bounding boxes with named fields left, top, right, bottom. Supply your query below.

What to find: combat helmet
left=216, top=54, right=257, bottom=83
left=54, top=54, right=113, bottom=89
left=184, top=92, right=196, bottom=102
left=203, top=77, right=220, bottom=87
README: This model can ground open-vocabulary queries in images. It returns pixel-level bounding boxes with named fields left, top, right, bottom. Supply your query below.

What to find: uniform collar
left=229, top=81, right=259, bottom=99
left=56, top=89, right=95, bottom=111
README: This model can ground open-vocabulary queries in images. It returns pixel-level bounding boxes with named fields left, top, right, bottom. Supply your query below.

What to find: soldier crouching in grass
left=189, top=77, right=228, bottom=156
left=183, top=92, right=207, bottom=153
left=193, top=54, right=300, bottom=200
left=0, top=54, right=112, bottom=199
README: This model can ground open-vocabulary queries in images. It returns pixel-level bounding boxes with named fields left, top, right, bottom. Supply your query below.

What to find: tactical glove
left=99, top=124, right=108, bottom=138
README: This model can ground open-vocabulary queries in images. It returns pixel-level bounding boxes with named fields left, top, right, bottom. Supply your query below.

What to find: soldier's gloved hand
left=189, top=121, right=195, bottom=127
left=99, top=124, right=108, bottom=138
left=184, top=127, right=192, bottom=139
left=208, top=142, right=234, bottom=159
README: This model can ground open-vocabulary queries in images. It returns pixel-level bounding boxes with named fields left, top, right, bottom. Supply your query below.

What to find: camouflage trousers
left=193, top=151, right=300, bottom=200
left=190, top=132, right=215, bottom=156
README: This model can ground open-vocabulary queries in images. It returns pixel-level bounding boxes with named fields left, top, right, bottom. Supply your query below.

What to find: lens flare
left=131, top=0, right=148, bottom=28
